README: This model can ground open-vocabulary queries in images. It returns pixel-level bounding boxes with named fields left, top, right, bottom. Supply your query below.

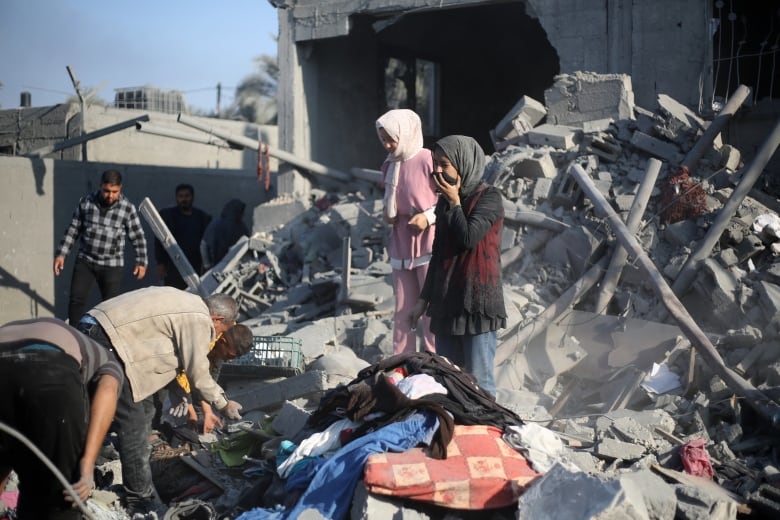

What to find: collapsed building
left=3, top=0, right=780, bottom=518
left=51, top=72, right=776, bottom=519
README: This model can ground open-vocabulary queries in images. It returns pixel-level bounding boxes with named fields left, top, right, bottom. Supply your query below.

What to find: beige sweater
left=89, top=286, right=228, bottom=410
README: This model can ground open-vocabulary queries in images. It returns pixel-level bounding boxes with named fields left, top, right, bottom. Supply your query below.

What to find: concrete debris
left=21, top=71, right=774, bottom=519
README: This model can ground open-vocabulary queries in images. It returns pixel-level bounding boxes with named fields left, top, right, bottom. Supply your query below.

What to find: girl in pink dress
left=376, top=109, right=438, bottom=354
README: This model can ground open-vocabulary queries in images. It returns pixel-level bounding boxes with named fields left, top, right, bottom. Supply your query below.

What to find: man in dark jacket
left=154, top=183, right=211, bottom=289
left=200, top=198, right=250, bottom=271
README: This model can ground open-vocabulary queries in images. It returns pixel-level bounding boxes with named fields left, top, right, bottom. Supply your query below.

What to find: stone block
left=544, top=71, right=635, bottom=126
left=253, top=198, right=309, bottom=234
left=511, top=150, right=558, bottom=179
left=532, top=177, right=555, bottom=201
left=234, top=370, right=330, bottom=412
left=271, top=401, right=311, bottom=438
left=350, top=481, right=432, bottom=520
left=289, top=318, right=340, bottom=360
left=614, top=193, right=634, bottom=212
left=674, top=484, right=738, bottom=520
left=663, top=220, right=700, bottom=247
left=494, top=95, right=547, bottom=139
left=517, top=463, right=650, bottom=520
left=717, top=248, right=739, bottom=268
left=595, top=437, right=646, bottom=461
left=308, top=347, right=369, bottom=380
left=630, top=131, right=683, bottom=163
left=582, top=118, right=615, bottom=133
left=527, top=124, right=581, bottom=149
left=620, top=470, right=677, bottom=520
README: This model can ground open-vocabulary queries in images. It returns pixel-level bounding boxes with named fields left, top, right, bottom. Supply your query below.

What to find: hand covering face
left=433, top=135, right=486, bottom=197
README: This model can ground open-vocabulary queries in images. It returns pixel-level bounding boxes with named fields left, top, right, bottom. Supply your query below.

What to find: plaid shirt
left=56, top=190, right=148, bottom=268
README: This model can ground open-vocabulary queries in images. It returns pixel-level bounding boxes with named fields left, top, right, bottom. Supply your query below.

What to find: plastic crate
left=220, top=336, right=304, bottom=379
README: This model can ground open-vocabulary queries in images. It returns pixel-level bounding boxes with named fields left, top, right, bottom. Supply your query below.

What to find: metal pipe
left=135, top=121, right=231, bottom=147
left=25, top=114, right=150, bottom=158
left=138, top=197, right=207, bottom=297
left=672, top=117, right=780, bottom=297
left=595, top=158, right=662, bottom=313
left=681, top=84, right=750, bottom=170
left=177, top=114, right=351, bottom=181
left=568, top=162, right=780, bottom=428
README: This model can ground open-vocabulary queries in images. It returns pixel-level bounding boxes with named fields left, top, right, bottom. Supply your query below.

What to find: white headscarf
left=376, top=109, right=425, bottom=219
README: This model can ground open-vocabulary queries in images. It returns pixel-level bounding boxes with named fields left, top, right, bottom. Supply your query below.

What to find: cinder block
left=545, top=71, right=635, bottom=126
left=350, top=481, right=432, bottom=520
left=512, top=151, right=558, bottom=179
left=630, top=131, right=683, bottom=163
left=528, top=124, right=581, bottom=149
left=234, top=370, right=330, bottom=412
left=271, top=401, right=311, bottom=438
left=494, top=95, right=547, bottom=139
left=533, top=177, right=555, bottom=201
left=253, top=198, right=309, bottom=234
left=595, top=437, right=646, bottom=461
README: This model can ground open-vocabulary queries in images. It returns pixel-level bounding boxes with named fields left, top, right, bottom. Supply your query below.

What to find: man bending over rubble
left=168, top=323, right=253, bottom=434
left=0, top=317, right=123, bottom=519
left=75, top=287, right=243, bottom=517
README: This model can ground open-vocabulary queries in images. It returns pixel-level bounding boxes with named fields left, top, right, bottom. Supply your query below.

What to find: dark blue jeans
left=114, top=377, right=164, bottom=511
left=0, top=350, right=86, bottom=519
left=77, top=317, right=164, bottom=513
left=435, top=331, right=497, bottom=396
left=67, top=257, right=123, bottom=325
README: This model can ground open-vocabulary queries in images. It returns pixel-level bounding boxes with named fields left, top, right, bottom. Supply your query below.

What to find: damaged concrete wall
left=0, top=104, right=278, bottom=174
left=275, top=0, right=710, bottom=177
left=525, top=0, right=711, bottom=110
left=0, top=155, right=273, bottom=323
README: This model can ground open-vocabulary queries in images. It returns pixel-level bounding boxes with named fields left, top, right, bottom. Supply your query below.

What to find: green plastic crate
left=221, top=335, right=304, bottom=379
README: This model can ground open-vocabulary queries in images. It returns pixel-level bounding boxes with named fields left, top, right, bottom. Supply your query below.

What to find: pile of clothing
left=237, top=351, right=539, bottom=519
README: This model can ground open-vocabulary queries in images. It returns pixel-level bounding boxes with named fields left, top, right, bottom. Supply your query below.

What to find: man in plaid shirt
left=53, top=169, right=148, bottom=325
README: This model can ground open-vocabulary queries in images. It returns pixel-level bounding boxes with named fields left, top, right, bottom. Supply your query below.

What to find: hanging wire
left=754, top=12, right=774, bottom=104
left=771, top=34, right=780, bottom=100
left=725, top=2, right=737, bottom=102
left=712, top=1, right=725, bottom=107
left=734, top=16, right=748, bottom=94
left=0, top=421, right=96, bottom=520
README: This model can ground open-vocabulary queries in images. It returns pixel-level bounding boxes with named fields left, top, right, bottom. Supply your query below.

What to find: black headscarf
left=434, top=135, right=486, bottom=197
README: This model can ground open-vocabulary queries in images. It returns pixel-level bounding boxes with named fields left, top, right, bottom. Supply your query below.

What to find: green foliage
left=227, top=52, right=278, bottom=124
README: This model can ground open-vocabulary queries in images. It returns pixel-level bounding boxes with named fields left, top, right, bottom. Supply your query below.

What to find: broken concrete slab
left=517, top=463, right=651, bottom=520
left=232, top=370, right=333, bottom=412
left=527, top=124, right=582, bottom=150
left=494, top=95, right=547, bottom=141
left=544, top=71, right=635, bottom=126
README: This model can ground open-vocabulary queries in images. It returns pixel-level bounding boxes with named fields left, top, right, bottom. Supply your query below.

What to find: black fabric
left=0, top=350, right=87, bottom=519
left=307, top=351, right=522, bottom=458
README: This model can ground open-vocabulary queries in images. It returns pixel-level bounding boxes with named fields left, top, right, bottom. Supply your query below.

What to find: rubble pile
left=162, top=71, right=780, bottom=519
left=30, top=71, right=779, bottom=519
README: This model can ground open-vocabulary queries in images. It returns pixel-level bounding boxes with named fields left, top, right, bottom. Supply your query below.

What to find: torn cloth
left=680, top=438, right=714, bottom=478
